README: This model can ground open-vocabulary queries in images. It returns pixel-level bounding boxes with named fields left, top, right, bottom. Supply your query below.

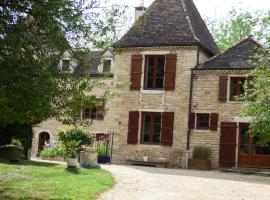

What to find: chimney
left=135, top=6, right=147, bottom=21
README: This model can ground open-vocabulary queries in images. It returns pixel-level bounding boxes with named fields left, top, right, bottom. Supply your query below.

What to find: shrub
left=11, top=139, right=22, bottom=149
left=192, top=145, right=213, bottom=160
left=57, top=127, right=93, bottom=158
left=39, top=145, right=67, bottom=158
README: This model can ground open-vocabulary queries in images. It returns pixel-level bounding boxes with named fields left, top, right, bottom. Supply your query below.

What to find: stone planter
left=80, top=147, right=98, bottom=167
left=97, top=155, right=111, bottom=164
left=0, top=145, right=23, bottom=162
left=188, top=159, right=211, bottom=170
left=67, top=158, right=78, bottom=168
left=143, top=156, right=148, bottom=162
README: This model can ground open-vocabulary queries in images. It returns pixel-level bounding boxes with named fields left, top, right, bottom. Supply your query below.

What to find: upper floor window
left=62, top=59, right=70, bottom=71
left=83, top=107, right=97, bottom=120
left=103, top=60, right=112, bottom=73
left=144, top=55, right=165, bottom=90
left=230, top=77, right=246, bottom=101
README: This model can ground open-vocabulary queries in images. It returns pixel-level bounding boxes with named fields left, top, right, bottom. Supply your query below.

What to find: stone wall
left=109, top=46, right=203, bottom=168
left=190, top=70, right=250, bottom=167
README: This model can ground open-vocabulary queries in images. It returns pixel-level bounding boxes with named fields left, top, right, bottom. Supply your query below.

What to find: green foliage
left=57, top=127, right=93, bottom=158
left=192, top=145, right=213, bottom=160
left=240, top=48, right=270, bottom=144
left=207, top=8, right=269, bottom=51
left=11, top=139, right=22, bottom=149
left=39, top=145, right=67, bottom=158
left=97, top=145, right=108, bottom=156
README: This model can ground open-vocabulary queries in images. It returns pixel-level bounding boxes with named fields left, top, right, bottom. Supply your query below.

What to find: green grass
left=0, top=159, right=115, bottom=200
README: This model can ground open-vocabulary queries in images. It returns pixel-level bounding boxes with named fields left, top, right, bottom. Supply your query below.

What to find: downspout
left=185, top=47, right=200, bottom=168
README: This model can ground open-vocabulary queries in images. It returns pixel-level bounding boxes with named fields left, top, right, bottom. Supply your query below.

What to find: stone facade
left=190, top=70, right=250, bottom=167
left=108, top=46, right=208, bottom=168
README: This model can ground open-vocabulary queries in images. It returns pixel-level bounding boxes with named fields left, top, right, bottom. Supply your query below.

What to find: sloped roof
left=196, top=37, right=261, bottom=70
left=114, top=0, right=219, bottom=55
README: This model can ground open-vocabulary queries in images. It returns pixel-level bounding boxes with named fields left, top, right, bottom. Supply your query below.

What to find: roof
left=196, top=37, right=261, bottom=70
left=114, top=0, right=219, bottom=55
left=74, top=51, right=103, bottom=75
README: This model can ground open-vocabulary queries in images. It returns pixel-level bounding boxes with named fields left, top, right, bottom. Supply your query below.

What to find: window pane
left=153, top=119, right=161, bottom=143
left=147, top=78, right=153, bottom=89
left=230, top=77, right=246, bottom=101
left=91, top=107, right=97, bottom=119
left=240, top=127, right=249, bottom=154
left=156, top=78, right=164, bottom=89
left=143, top=115, right=150, bottom=143
left=154, top=116, right=161, bottom=123
left=253, top=136, right=270, bottom=155
left=197, top=114, right=209, bottom=129
left=103, top=60, right=111, bottom=72
left=84, top=108, right=90, bottom=119
left=156, top=57, right=165, bottom=77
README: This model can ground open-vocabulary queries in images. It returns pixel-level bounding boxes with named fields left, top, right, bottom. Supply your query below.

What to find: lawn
left=0, top=159, right=115, bottom=200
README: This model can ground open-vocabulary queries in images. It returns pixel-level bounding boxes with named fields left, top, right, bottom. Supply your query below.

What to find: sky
left=106, top=0, right=270, bottom=19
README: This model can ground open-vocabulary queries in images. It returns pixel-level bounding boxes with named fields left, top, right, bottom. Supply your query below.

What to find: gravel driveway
left=98, top=165, right=270, bottom=200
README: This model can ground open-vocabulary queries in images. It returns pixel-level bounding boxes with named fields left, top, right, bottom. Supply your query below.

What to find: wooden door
left=219, top=122, right=237, bottom=168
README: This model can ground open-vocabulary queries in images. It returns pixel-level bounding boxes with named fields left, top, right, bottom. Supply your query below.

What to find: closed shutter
left=127, top=111, right=139, bottom=144
left=164, top=54, right=177, bottom=91
left=130, top=55, right=143, bottom=90
left=210, top=113, right=218, bottom=131
left=219, top=122, right=237, bottom=168
left=96, top=104, right=105, bottom=120
left=219, top=76, right=228, bottom=102
left=188, top=112, right=196, bottom=129
left=161, top=112, right=174, bottom=146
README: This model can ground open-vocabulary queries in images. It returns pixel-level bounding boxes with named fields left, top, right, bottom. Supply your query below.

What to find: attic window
left=230, top=77, right=246, bottom=101
left=103, top=60, right=111, bottom=73
left=62, top=59, right=70, bottom=71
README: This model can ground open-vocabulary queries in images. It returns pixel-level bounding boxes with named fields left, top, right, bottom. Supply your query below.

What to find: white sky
left=106, top=0, right=270, bottom=19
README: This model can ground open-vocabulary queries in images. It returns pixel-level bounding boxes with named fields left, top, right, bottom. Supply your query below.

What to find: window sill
left=141, top=90, right=165, bottom=95
left=192, top=129, right=217, bottom=133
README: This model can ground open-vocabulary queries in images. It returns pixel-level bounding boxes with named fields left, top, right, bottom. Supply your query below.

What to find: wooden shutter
left=127, top=111, right=139, bottom=144
left=164, top=54, right=177, bottom=91
left=188, top=112, right=196, bottom=129
left=130, top=55, right=143, bottom=90
left=219, top=122, right=237, bottom=168
left=96, top=104, right=105, bottom=120
left=219, top=76, right=228, bottom=102
left=210, top=113, right=218, bottom=131
left=161, top=112, right=174, bottom=146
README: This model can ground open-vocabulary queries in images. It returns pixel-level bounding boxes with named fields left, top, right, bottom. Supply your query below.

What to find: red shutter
left=219, top=76, right=228, bottom=102
left=188, top=112, right=195, bottom=129
left=127, top=111, right=139, bottom=144
left=161, top=112, right=174, bottom=146
left=130, top=55, right=143, bottom=90
left=210, top=113, right=218, bottom=131
left=164, top=54, right=177, bottom=91
left=96, top=104, right=105, bottom=120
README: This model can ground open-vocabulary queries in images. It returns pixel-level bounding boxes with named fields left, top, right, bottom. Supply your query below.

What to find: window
left=103, top=60, right=111, bottom=73
left=62, top=59, right=70, bottom=71
left=196, top=114, right=210, bottom=130
left=144, top=55, right=165, bottom=90
left=83, top=107, right=97, bottom=119
left=141, top=112, right=161, bottom=144
left=230, top=77, right=246, bottom=101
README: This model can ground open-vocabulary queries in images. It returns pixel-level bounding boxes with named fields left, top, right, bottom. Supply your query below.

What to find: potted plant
left=57, top=127, right=93, bottom=168
left=96, top=134, right=111, bottom=164
left=0, top=139, right=23, bottom=162
left=188, top=145, right=213, bottom=170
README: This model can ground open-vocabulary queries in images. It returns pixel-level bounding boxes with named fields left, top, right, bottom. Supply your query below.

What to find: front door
left=238, top=123, right=270, bottom=168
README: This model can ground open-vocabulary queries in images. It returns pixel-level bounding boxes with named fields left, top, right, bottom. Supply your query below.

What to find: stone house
left=32, top=0, right=270, bottom=168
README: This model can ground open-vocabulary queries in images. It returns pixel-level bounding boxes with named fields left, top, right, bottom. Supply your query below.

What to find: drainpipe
left=185, top=47, right=200, bottom=168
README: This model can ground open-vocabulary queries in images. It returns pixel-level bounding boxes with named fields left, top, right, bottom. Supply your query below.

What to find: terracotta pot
left=188, top=159, right=211, bottom=170
left=67, top=158, right=78, bottom=167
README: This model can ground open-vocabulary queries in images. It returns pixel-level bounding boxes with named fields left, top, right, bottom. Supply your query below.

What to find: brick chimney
left=135, top=6, right=147, bottom=21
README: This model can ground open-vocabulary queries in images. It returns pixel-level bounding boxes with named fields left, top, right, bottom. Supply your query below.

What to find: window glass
left=253, top=136, right=270, bottom=155
left=239, top=127, right=249, bottom=154
left=103, top=60, right=111, bottom=73
left=196, top=114, right=210, bottom=129
left=230, top=77, right=246, bottom=101
left=142, top=113, right=161, bottom=144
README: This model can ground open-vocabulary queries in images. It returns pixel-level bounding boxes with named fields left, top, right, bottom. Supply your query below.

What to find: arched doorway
left=38, top=132, right=50, bottom=152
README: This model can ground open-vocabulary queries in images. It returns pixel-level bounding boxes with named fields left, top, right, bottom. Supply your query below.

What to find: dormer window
left=62, top=59, right=70, bottom=71
left=103, top=60, right=111, bottom=73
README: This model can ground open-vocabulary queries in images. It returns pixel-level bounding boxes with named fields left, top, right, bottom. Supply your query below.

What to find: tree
left=206, top=8, right=270, bottom=51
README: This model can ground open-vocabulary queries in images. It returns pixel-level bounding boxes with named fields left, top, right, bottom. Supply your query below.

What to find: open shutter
left=161, top=112, right=174, bottom=146
left=127, top=111, right=139, bottom=144
left=164, top=54, right=177, bottom=91
left=188, top=112, right=195, bottom=129
left=96, top=104, right=105, bottom=120
left=130, top=55, right=143, bottom=90
left=219, top=76, right=228, bottom=102
left=210, top=113, right=218, bottom=131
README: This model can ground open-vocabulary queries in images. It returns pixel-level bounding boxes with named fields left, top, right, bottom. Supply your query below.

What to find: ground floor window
left=141, top=112, right=161, bottom=144
left=196, top=113, right=210, bottom=130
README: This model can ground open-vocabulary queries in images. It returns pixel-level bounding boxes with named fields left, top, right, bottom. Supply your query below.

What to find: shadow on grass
left=0, top=185, right=43, bottom=200
left=0, top=158, right=58, bottom=167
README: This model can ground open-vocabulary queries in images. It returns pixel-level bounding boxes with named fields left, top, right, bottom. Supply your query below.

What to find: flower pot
left=0, top=145, right=22, bottom=162
left=188, top=159, right=211, bottom=170
left=67, top=158, right=78, bottom=167
left=143, top=156, right=148, bottom=162
left=97, top=155, right=110, bottom=164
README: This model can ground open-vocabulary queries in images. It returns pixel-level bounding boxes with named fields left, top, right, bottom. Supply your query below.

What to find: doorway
left=38, top=132, right=50, bottom=153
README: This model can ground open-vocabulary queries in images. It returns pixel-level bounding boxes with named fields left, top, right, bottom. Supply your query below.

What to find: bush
left=11, top=139, right=22, bottom=149
left=57, top=127, right=93, bottom=158
left=192, top=145, right=213, bottom=160
left=39, top=145, right=67, bottom=158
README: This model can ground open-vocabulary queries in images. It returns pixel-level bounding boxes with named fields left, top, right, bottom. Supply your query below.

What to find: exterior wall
left=109, top=46, right=202, bottom=168
left=190, top=70, right=250, bottom=168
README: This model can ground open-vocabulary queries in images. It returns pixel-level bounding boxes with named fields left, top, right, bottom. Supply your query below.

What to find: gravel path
left=98, top=165, right=270, bottom=200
